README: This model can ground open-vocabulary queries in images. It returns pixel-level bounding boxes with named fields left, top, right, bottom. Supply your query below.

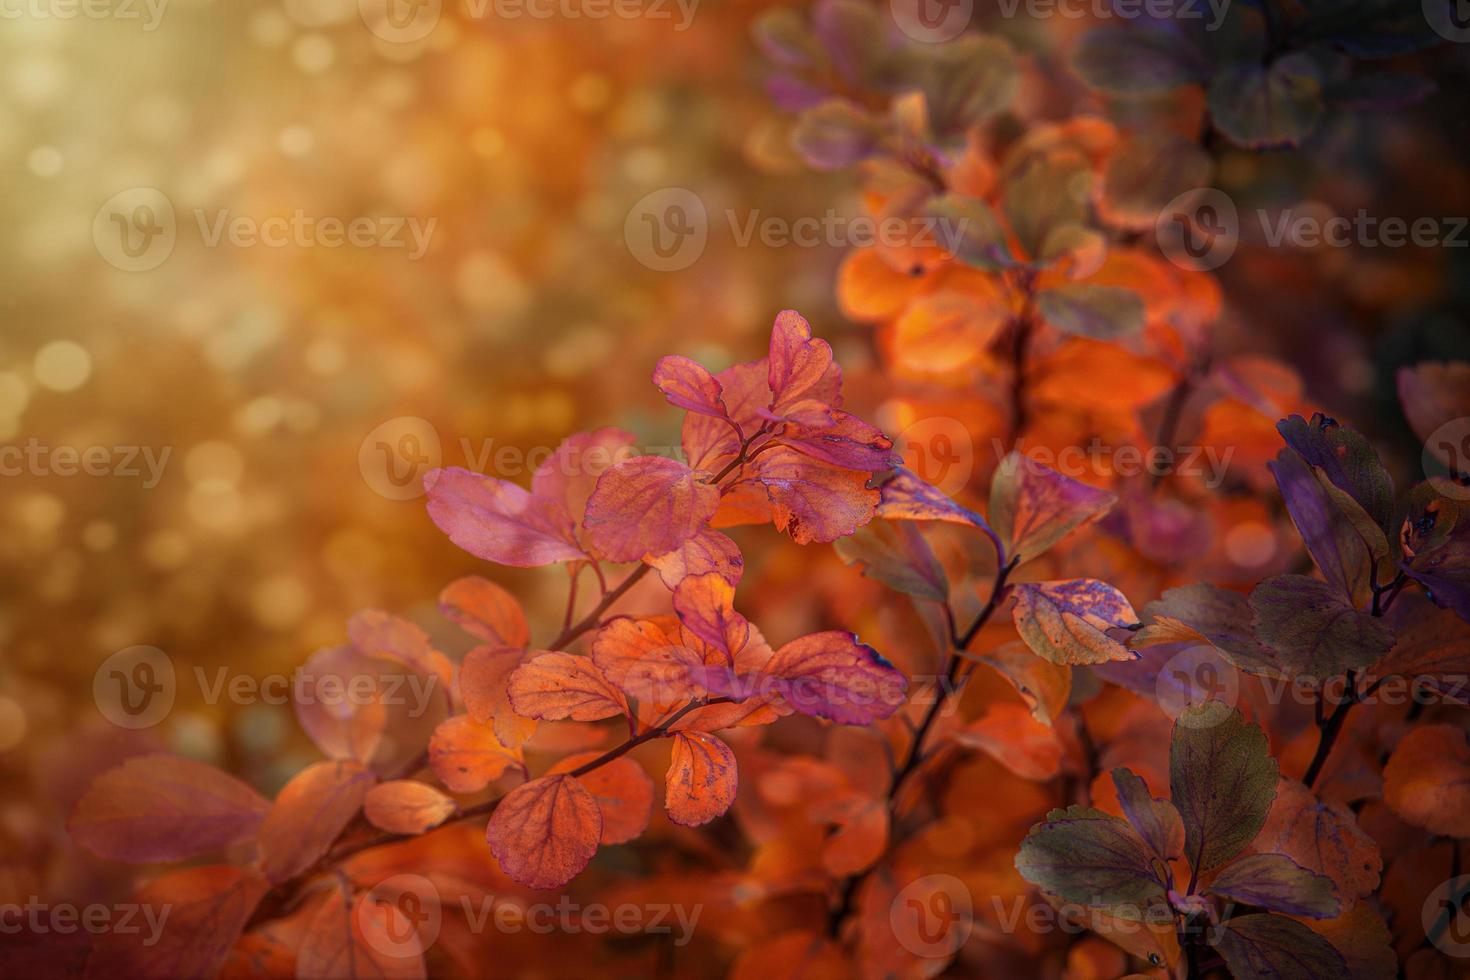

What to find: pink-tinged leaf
left=681, top=360, right=768, bottom=472
left=665, top=731, right=739, bottom=827
left=427, top=714, right=523, bottom=794
left=424, top=467, right=585, bottom=567
left=530, top=427, right=639, bottom=532
left=952, top=703, right=1064, bottom=780
left=748, top=446, right=880, bottom=544
left=646, top=527, right=744, bottom=589
left=69, top=754, right=269, bottom=863
left=1269, top=448, right=1371, bottom=603
left=259, top=759, right=376, bottom=884
left=459, top=645, right=537, bottom=748
left=989, top=452, right=1116, bottom=563
left=875, top=466, right=1002, bottom=538
left=653, top=355, right=731, bottom=421
left=84, top=866, right=268, bottom=980
left=765, top=631, right=907, bottom=724
left=582, top=455, right=720, bottom=562
left=1111, top=767, right=1183, bottom=863
left=438, top=576, right=529, bottom=648
left=507, top=651, right=629, bottom=722
left=1012, top=579, right=1139, bottom=665
left=296, top=882, right=426, bottom=980
left=777, top=409, right=899, bottom=471
left=591, top=616, right=706, bottom=708
left=1206, top=853, right=1340, bottom=919
left=485, top=774, right=602, bottom=890
left=673, top=572, right=750, bottom=659
left=767, top=310, right=840, bottom=415
left=548, top=753, right=655, bottom=845
left=363, top=780, right=458, bottom=835
left=294, top=644, right=388, bottom=765
left=347, top=609, right=441, bottom=678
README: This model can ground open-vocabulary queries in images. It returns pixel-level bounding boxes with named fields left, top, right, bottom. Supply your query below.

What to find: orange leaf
left=1383, top=724, right=1470, bottom=837
left=582, top=455, right=720, bottom=562
left=438, top=575, right=529, bottom=648
left=809, top=793, right=888, bottom=876
left=68, top=754, right=269, bottom=864
left=458, top=645, right=536, bottom=748
left=953, top=703, right=1065, bottom=780
left=428, top=714, right=523, bottom=794
left=85, top=866, right=269, bottom=980
left=485, top=774, right=602, bottom=890
left=260, top=759, right=376, bottom=884
left=548, top=753, right=655, bottom=845
left=591, top=616, right=705, bottom=709
left=363, top=780, right=458, bottom=835
left=1252, top=776, right=1381, bottom=904
left=295, top=882, right=426, bottom=980
left=506, top=651, right=629, bottom=722
left=665, top=731, right=738, bottom=827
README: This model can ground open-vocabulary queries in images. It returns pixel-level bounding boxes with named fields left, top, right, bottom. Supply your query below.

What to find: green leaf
left=1012, top=579, right=1138, bottom=666
left=918, top=34, right=1019, bottom=134
left=751, top=8, right=822, bottom=68
left=989, top=452, right=1116, bottom=564
left=1249, top=575, right=1395, bottom=679
left=1132, top=583, right=1287, bottom=678
left=1208, top=54, right=1325, bottom=149
left=1002, top=154, right=1092, bottom=262
left=1036, top=284, right=1144, bottom=340
left=1111, top=768, right=1183, bottom=864
left=833, top=519, right=948, bottom=603
left=1072, top=26, right=1208, bottom=95
left=1170, top=707, right=1278, bottom=873
left=1206, top=853, right=1340, bottom=919
left=1015, top=805, right=1168, bottom=917
left=1209, top=914, right=1348, bottom=979
left=926, top=194, right=1012, bottom=271
left=1099, top=131, right=1213, bottom=232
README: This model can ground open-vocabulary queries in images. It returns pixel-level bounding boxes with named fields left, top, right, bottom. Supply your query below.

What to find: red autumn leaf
left=665, top=731, right=739, bottom=827
left=363, top=780, right=458, bottom=835
left=347, top=609, right=450, bottom=684
left=485, top=774, right=603, bottom=889
left=581, top=455, right=720, bottom=562
left=809, top=792, right=888, bottom=876
left=506, top=651, right=629, bottom=722
left=873, top=466, right=999, bottom=533
left=744, top=445, right=881, bottom=544
left=427, top=714, right=524, bottom=794
left=646, top=526, right=744, bottom=589
left=977, top=640, right=1072, bottom=725
left=764, top=631, right=908, bottom=724
left=293, top=643, right=388, bottom=765
left=1368, top=604, right=1470, bottom=705
left=591, top=616, right=706, bottom=708
left=69, top=754, right=269, bottom=863
left=653, top=354, right=730, bottom=421
left=295, top=882, right=426, bottom=980
left=989, top=451, right=1117, bottom=563
left=259, top=759, right=376, bottom=884
left=424, top=466, right=584, bottom=567
left=529, top=427, right=638, bottom=533
left=1012, top=579, right=1139, bottom=665
left=953, top=703, right=1065, bottom=780
left=766, top=309, right=840, bottom=416
left=458, top=645, right=536, bottom=748
left=548, top=753, right=655, bottom=845
left=730, top=930, right=850, bottom=980
left=438, top=575, right=530, bottom=648
left=1383, top=724, right=1470, bottom=837
left=1251, top=776, right=1381, bottom=904
left=775, top=408, right=898, bottom=471
left=672, top=571, right=750, bottom=658
left=85, top=866, right=269, bottom=980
